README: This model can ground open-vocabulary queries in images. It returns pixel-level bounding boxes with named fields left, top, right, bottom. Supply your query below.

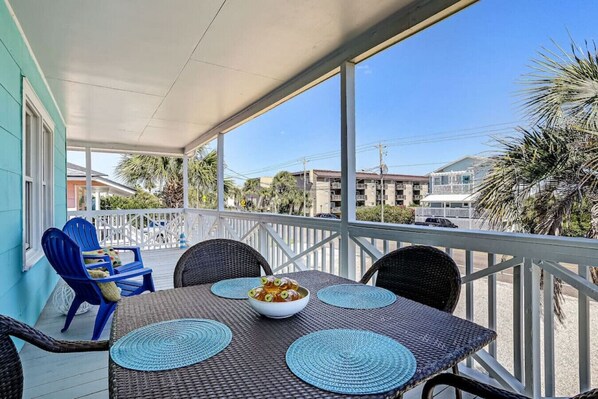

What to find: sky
left=68, top=0, right=598, bottom=185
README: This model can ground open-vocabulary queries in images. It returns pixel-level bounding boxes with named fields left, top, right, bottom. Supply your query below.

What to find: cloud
left=356, top=64, right=373, bottom=75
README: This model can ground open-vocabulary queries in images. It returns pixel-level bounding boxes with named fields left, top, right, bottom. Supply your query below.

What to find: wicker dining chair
left=173, top=239, right=274, bottom=288
left=422, top=373, right=598, bottom=399
left=0, top=314, right=108, bottom=399
left=360, top=245, right=462, bottom=397
left=360, top=245, right=461, bottom=313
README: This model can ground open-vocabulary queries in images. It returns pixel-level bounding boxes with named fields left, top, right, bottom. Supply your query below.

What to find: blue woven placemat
left=317, top=284, right=397, bottom=309
left=286, top=329, right=416, bottom=395
left=210, top=277, right=261, bottom=299
left=110, top=319, right=232, bottom=371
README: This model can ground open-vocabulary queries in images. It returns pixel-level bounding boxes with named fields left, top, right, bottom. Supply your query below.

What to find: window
left=462, top=175, right=471, bottom=184
left=22, top=79, right=54, bottom=270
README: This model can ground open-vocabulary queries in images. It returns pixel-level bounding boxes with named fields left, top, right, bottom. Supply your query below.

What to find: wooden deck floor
left=20, top=248, right=474, bottom=399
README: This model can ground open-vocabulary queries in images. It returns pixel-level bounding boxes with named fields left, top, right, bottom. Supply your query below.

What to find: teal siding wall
left=0, top=2, right=66, bottom=346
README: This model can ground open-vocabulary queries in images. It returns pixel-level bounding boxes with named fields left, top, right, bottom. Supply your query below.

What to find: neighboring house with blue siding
left=0, top=1, right=66, bottom=347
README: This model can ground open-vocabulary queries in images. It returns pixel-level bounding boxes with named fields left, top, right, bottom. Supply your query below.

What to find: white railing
left=68, top=208, right=186, bottom=250
left=416, top=207, right=473, bottom=218
left=431, top=183, right=473, bottom=194
left=69, top=207, right=597, bottom=398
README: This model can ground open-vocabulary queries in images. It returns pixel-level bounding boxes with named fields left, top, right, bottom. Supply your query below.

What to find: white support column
left=217, top=133, right=225, bottom=212
left=340, top=61, right=356, bottom=279
left=216, top=133, right=225, bottom=238
left=182, top=155, right=189, bottom=209
left=85, top=147, right=92, bottom=214
left=182, top=154, right=190, bottom=241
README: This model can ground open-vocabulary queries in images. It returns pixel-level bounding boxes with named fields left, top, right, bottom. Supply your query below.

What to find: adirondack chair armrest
left=112, top=246, right=142, bottom=262
left=82, top=254, right=110, bottom=261
left=82, top=255, right=115, bottom=275
left=94, top=267, right=153, bottom=283
left=83, top=255, right=115, bottom=275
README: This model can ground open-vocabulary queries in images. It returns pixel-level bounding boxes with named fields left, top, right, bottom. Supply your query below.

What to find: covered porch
left=1, top=0, right=596, bottom=398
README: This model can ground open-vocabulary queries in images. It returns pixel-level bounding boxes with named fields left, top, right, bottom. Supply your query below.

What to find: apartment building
left=293, top=169, right=428, bottom=216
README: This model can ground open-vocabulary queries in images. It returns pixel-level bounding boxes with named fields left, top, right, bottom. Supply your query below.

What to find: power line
left=233, top=121, right=524, bottom=178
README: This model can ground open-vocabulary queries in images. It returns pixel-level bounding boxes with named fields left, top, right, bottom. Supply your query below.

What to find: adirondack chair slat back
left=63, top=218, right=101, bottom=252
left=42, top=228, right=103, bottom=305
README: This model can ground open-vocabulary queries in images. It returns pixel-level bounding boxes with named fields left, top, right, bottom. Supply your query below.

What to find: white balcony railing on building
left=331, top=194, right=342, bottom=201
left=356, top=195, right=366, bottom=201
left=68, top=207, right=597, bottom=398
left=416, top=207, right=473, bottom=219
left=431, top=183, right=473, bottom=194
left=330, top=182, right=341, bottom=189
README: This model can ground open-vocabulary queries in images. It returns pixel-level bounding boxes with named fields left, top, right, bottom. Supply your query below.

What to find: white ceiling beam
left=67, top=140, right=185, bottom=157
left=183, top=0, right=477, bottom=154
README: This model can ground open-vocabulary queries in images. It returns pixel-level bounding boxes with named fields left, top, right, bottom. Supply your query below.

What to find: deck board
left=20, top=248, right=470, bottom=399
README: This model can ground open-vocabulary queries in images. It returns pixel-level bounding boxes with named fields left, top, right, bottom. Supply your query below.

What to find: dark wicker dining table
left=109, top=270, right=496, bottom=398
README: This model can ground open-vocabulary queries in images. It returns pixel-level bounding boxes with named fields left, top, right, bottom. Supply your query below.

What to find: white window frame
left=22, top=78, right=55, bottom=271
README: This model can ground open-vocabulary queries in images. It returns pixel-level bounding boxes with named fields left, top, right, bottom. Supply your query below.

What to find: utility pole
left=377, top=143, right=388, bottom=223
left=303, top=158, right=308, bottom=217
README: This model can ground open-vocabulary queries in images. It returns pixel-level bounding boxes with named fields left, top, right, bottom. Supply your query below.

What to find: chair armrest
left=86, top=261, right=112, bottom=270
left=82, top=255, right=115, bottom=275
left=95, top=267, right=153, bottom=283
left=2, top=315, right=108, bottom=353
left=422, top=374, right=529, bottom=399
left=112, top=246, right=142, bottom=262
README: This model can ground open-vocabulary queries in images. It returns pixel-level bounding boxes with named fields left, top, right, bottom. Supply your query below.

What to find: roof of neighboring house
left=292, top=169, right=429, bottom=182
left=67, top=162, right=136, bottom=195
left=67, top=162, right=107, bottom=178
left=431, top=156, right=488, bottom=174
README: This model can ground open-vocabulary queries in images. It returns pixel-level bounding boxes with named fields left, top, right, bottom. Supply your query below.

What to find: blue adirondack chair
left=42, top=228, right=155, bottom=340
left=63, top=217, right=143, bottom=274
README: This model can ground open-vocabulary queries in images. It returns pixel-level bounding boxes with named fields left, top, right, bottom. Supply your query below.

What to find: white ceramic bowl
left=247, top=287, right=310, bottom=319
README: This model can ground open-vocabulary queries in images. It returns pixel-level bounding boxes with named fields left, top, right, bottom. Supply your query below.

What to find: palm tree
left=475, top=40, right=598, bottom=320
left=264, top=171, right=310, bottom=215
left=116, top=146, right=230, bottom=208
left=242, top=178, right=264, bottom=210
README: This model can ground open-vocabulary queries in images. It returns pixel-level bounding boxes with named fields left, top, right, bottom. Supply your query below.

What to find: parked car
left=415, top=217, right=458, bottom=228
left=315, top=213, right=340, bottom=219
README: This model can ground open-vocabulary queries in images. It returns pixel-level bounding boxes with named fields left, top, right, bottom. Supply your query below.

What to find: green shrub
left=356, top=205, right=414, bottom=224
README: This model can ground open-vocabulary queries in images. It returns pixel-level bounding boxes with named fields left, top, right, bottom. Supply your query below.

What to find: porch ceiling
left=10, top=0, right=472, bottom=155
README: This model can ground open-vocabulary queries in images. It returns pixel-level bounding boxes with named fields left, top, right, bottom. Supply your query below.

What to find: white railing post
left=523, top=258, right=541, bottom=398
left=340, top=61, right=356, bottom=279
left=488, top=253, right=497, bottom=358
left=85, top=146, right=92, bottom=215
left=513, top=263, right=524, bottom=382
left=578, top=265, right=591, bottom=393
left=465, top=250, right=474, bottom=368
left=543, top=271, right=555, bottom=397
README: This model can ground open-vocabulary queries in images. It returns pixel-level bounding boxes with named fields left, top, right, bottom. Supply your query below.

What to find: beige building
left=293, top=169, right=428, bottom=216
